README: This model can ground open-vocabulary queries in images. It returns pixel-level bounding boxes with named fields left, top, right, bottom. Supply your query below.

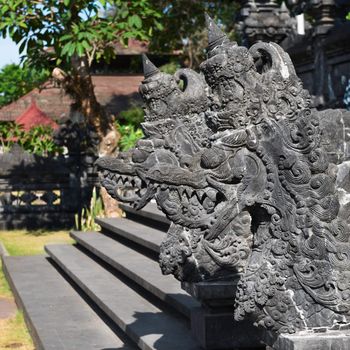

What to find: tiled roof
left=113, top=39, right=149, bottom=55
left=0, top=75, right=143, bottom=122
left=16, top=101, right=58, bottom=130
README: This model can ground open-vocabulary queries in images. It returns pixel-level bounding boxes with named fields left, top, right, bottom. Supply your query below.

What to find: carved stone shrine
left=237, top=0, right=295, bottom=46
left=97, top=15, right=350, bottom=350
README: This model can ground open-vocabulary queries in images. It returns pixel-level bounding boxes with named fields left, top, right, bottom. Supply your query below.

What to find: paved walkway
left=0, top=297, right=17, bottom=319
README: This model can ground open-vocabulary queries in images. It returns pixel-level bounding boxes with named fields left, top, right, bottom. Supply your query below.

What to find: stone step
left=120, top=203, right=170, bottom=227
left=2, top=255, right=134, bottom=350
left=71, top=231, right=200, bottom=318
left=96, top=217, right=164, bottom=254
left=45, top=244, right=201, bottom=350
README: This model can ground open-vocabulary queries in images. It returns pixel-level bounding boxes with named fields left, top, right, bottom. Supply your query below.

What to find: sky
left=0, top=38, right=21, bottom=69
left=0, top=2, right=100, bottom=70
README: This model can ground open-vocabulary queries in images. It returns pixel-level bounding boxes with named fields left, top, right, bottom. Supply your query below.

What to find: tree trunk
left=53, top=56, right=120, bottom=155
left=72, top=55, right=120, bottom=155
left=53, top=55, right=122, bottom=217
left=100, top=187, right=123, bottom=218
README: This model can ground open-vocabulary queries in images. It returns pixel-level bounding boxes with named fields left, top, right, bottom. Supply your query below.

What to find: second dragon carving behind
left=97, top=15, right=350, bottom=335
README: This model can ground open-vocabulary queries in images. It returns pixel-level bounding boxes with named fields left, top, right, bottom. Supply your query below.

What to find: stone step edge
left=95, top=217, right=162, bottom=254
left=45, top=244, right=200, bottom=350
left=2, top=255, right=44, bottom=350
left=120, top=203, right=170, bottom=226
left=2, top=255, right=132, bottom=350
left=71, top=231, right=200, bottom=318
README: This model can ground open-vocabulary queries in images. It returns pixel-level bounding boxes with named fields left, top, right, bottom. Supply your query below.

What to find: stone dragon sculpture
left=97, top=16, right=350, bottom=335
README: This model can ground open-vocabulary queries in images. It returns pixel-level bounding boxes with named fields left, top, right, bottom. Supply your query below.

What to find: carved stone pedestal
left=264, top=328, right=350, bottom=350
left=182, top=281, right=264, bottom=349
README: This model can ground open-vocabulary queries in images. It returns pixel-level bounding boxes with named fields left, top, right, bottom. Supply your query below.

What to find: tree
left=149, top=1, right=239, bottom=69
left=0, top=0, right=162, bottom=155
left=0, top=64, right=49, bottom=107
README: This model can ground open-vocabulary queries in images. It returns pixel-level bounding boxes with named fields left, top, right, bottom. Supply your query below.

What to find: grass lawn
left=0, top=230, right=74, bottom=350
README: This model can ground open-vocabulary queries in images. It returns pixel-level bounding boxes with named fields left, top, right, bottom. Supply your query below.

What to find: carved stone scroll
left=97, top=15, right=350, bottom=339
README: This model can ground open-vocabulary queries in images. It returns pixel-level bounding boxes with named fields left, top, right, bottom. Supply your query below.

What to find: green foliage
left=347, top=12, right=350, bottom=20
left=75, top=187, right=104, bottom=231
left=0, top=121, right=62, bottom=156
left=0, top=64, right=49, bottom=107
left=0, top=121, right=23, bottom=151
left=116, top=106, right=144, bottom=151
left=119, top=106, right=144, bottom=126
left=149, top=1, right=239, bottom=68
left=159, top=61, right=180, bottom=74
left=0, top=0, right=162, bottom=71
left=0, top=1, right=162, bottom=147
left=117, top=123, right=144, bottom=152
left=20, top=125, right=63, bottom=156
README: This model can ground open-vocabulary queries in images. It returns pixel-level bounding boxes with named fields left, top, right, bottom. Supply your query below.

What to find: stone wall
left=0, top=145, right=95, bottom=230
left=283, top=22, right=350, bottom=109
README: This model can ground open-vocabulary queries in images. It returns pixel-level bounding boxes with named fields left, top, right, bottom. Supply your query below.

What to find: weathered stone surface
left=191, top=306, right=263, bottom=350
left=265, top=328, right=350, bottom=350
left=97, top=14, right=350, bottom=342
left=46, top=244, right=202, bottom=350
left=286, top=0, right=350, bottom=25
left=3, top=255, right=131, bottom=350
left=71, top=231, right=200, bottom=318
left=95, top=217, right=164, bottom=253
left=182, top=281, right=237, bottom=307
left=184, top=281, right=263, bottom=349
left=237, top=1, right=295, bottom=46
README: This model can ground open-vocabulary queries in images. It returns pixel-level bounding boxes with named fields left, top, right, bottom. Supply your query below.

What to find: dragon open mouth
left=154, top=183, right=226, bottom=229
left=103, top=172, right=148, bottom=203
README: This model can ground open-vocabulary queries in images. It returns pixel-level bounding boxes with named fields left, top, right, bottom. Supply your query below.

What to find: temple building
left=237, top=0, right=350, bottom=109
left=0, top=39, right=174, bottom=126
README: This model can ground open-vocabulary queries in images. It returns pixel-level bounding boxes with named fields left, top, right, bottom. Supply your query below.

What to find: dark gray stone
left=283, top=1, right=350, bottom=109
left=2, top=255, right=132, bottom=350
left=119, top=203, right=170, bottom=226
left=0, top=142, right=97, bottom=230
left=265, top=328, right=350, bottom=350
left=237, top=1, right=295, bottom=46
left=191, top=307, right=263, bottom=350
left=184, top=281, right=263, bottom=349
left=45, top=244, right=201, bottom=350
left=95, top=217, right=164, bottom=253
left=182, top=281, right=237, bottom=307
left=71, top=231, right=199, bottom=318
left=286, top=0, right=350, bottom=24
left=97, top=15, right=350, bottom=347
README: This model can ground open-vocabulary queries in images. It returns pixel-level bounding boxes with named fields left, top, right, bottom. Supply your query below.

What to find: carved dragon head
left=98, top=15, right=350, bottom=335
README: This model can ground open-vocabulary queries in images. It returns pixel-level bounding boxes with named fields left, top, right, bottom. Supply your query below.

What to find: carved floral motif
left=97, top=16, right=350, bottom=334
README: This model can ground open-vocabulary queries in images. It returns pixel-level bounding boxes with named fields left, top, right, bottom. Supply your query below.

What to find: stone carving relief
left=237, top=0, right=295, bottom=46
left=97, top=15, right=350, bottom=335
left=286, top=0, right=350, bottom=24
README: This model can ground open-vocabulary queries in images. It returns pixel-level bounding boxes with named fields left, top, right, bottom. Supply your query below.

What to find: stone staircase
left=2, top=203, right=265, bottom=350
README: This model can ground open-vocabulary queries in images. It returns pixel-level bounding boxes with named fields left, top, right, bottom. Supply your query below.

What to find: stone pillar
left=285, top=0, right=350, bottom=108
left=308, top=1, right=337, bottom=107
left=287, top=0, right=350, bottom=24
left=309, top=0, right=337, bottom=30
